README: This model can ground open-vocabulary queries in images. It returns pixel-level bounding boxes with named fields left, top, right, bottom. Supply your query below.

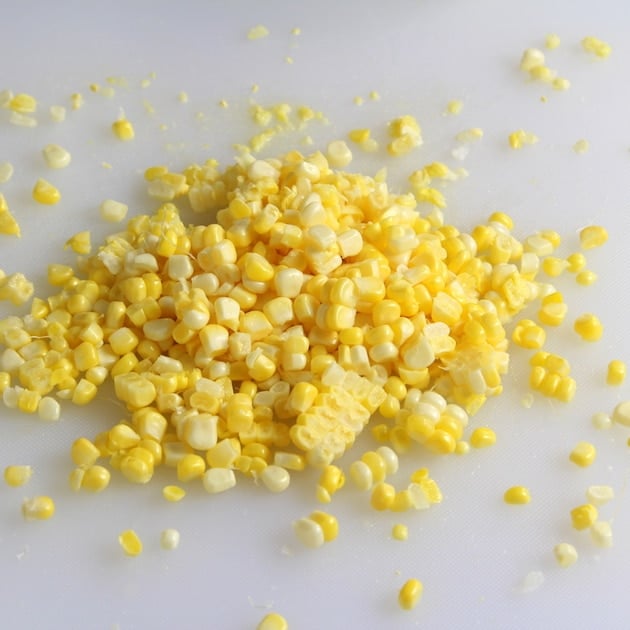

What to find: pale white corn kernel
left=586, top=485, right=614, bottom=506
left=612, top=401, right=630, bottom=427
left=292, top=517, right=325, bottom=548
left=590, top=521, right=613, bottom=548
left=0, top=161, right=14, bottom=183
left=100, top=199, right=128, bottom=222
left=160, top=528, right=181, bottom=550
left=261, top=465, right=291, bottom=492
left=553, top=542, right=578, bottom=568
left=202, top=467, right=236, bottom=493
left=326, top=140, right=353, bottom=167
left=592, top=411, right=612, bottom=430
left=49, top=105, right=66, bottom=122
left=38, top=396, right=61, bottom=421
left=42, top=144, right=71, bottom=169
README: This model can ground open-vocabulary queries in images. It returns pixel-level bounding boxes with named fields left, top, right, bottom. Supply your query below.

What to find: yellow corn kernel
left=202, top=467, right=236, bottom=493
left=0, top=272, right=34, bottom=305
left=570, top=503, right=598, bottom=530
left=176, top=453, right=206, bottom=482
left=0, top=194, right=20, bottom=236
left=590, top=521, right=613, bottom=548
left=309, top=510, right=339, bottom=542
left=569, top=442, right=596, bottom=467
left=424, top=429, right=456, bottom=455
left=4, top=465, right=33, bottom=487
left=22, top=495, right=55, bottom=520
left=81, top=465, right=111, bottom=492
left=469, top=427, right=496, bottom=448
left=119, top=529, right=143, bottom=556
left=582, top=36, right=612, bottom=58
left=71, top=437, right=101, bottom=466
left=579, top=225, right=608, bottom=250
left=574, top=313, right=603, bottom=341
left=370, top=482, right=396, bottom=510
left=607, top=360, right=626, bottom=385
left=17, top=389, right=40, bottom=413
left=553, top=542, right=578, bottom=568
left=392, top=523, right=409, bottom=541
left=545, top=33, right=561, bottom=49
left=508, top=130, right=538, bottom=149
left=576, top=269, right=597, bottom=286
left=504, top=486, right=531, bottom=505
left=120, top=449, right=154, bottom=484
left=445, top=99, right=463, bottom=115
left=256, top=612, right=288, bottom=630
left=32, top=178, right=61, bottom=205
left=112, top=117, right=135, bottom=140
left=9, top=93, right=37, bottom=113
left=65, top=230, right=91, bottom=254
left=162, top=484, right=186, bottom=502
left=520, top=48, right=545, bottom=72
left=538, top=301, right=567, bottom=327
left=398, top=578, right=423, bottom=611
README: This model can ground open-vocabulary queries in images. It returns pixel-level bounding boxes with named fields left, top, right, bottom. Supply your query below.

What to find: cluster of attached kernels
left=581, top=36, right=612, bottom=58
left=316, top=464, right=345, bottom=503
left=508, top=130, right=539, bottom=149
left=387, top=115, right=422, bottom=156
left=293, top=510, right=339, bottom=548
left=529, top=350, right=576, bottom=402
left=519, top=48, right=569, bottom=89
left=144, top=166, right=190, bottom=202
left=0, top=273, right=34, bottom=306
left=607, top=360, right=626, bottom=386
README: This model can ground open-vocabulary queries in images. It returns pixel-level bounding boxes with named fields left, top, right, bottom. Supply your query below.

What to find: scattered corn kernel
left=22, top=495, right=55, bottom=520
left=508, top=130, right=538, bottom=149
left=112, top=116, right=135, bottom=141
left=579, top=225, right=608, bottom=250
left=32, top=178, right=61, bottom=205
left=4, top=465, right=33, bottom=487
left=261, top=465, right=291, bottom=492
left=586, top=485, right=614, bottom=506
left=160, top=528, right=181, bottom=550
left=42, top=144, right=71, bottom=169
left=398, top=578, right=423, bottom=611
left=553, top=542, right=577, bottom=568
left=257, top=612, right=288, bottom=630
left=100, top=199, right=128, bottom=223
left=574, top=313, right=603, bottom=342
left=118, top=529, right=143, bottom=556
left=545, top=34, right=561, bottom=49
left=0, top=194, right=20, bottom=236
left=504, top=486, right=531, bottom=504
left=573, top=139, right=589, bottom=154
left=469, top=427, right=496, bottom=448
left=590, top=521, right=613, bottom=548
left=248, top=25, right=269, bottom=40
left=569, top=442, right=596, bottom=467
left=0, top=161, right=14, bottom=184
left=606, top=360, right=626, bottom=385
left=576, top=269, right=597, bottom=286
left=162, top=484, right=186, bottom=502
left=293, top=516, right=325, bottom=548
left=570, top=503, right=598, bottom=530
left=582, top=36, right=612, bottom=59
left=392, top=523, right=408, bottom=541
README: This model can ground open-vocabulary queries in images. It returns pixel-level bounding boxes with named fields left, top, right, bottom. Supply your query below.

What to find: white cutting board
left=2, top=1, right=630, bottom=628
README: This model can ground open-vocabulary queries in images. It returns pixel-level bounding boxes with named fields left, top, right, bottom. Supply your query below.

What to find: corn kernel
left=176, top=453, right=206, bottom=482
left=571, top=504, right=598, bottom=530
left=293, top=516, right=325, bottom=548
left=32, top=179, right=61, bottom=205
left=22, top=495, right=55, bottom=520
left=162, top=485, right=186, bottom=502
left=579, top=225, right=608, bottom=250
left=590, top=521, right=613, bottom=548
left=553, top=542, right=578, bottom=568
left=398, top=578, right=423, bottom=611
left=119, top=529, right=143, bottom=556
left=309, top=510, right=339, bottom=542
left=4, top=465, right=33, bottom=487
left=160, top=528, right=181, bottom=550
left=81, top=465, right=111, bottom=492
left=607, top=360, right=626, bottom=385
left=574, top=313, right=603, bottom=341
left=504, top=486, right=531, bottom=504
left=569, top=441, right=596, bottom=468
left=71, top=437, right=101, bottom=466
left=392, top=523, right=409, bottom=541
left=582, top=36, right=612, bottom=58
left=469, top=427, right=496, bottom=448
left=112, top=117, right=135, bottom=141
left=42, top=144, right=71, bottom=169
left=261, top=465, right=291, bottom=492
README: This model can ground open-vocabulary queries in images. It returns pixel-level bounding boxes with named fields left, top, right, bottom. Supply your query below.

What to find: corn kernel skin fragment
left=257, top=612, right=288, bottom=630
left=504, top=486, right=531, bottom=504
left=553, top=542, right=577, bottom=568
left=398, top=578, right=423, bottom=610
left=119, top=529, right=143, bottom=556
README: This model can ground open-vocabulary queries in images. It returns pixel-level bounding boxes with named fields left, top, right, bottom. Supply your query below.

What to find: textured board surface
left=2, top=2, right=630, bottom=629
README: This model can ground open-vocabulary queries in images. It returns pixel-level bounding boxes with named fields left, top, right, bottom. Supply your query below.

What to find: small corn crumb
left=247, top=25, right=269, bottom=40
left=582, top=36, right=612, bottom=59
left=573, top=139, right=589, bottom=154
left=545, top=34, right=561, bottom=49
left=553, top=542, right=577, bottom=568
left=291, top=27, right=301, bottom=36
left=573, top=313, right=603, bottom=341
left=32, top=178, right=61, bottom=205
left=42, top=144, right=71, bottom=169
left=569, top=442, right=596, bottom=467
left=353, top=96, right=364, bottom=106
left=398, top=578, right=423, bottom=611
left=160, top=528, right=180, bottom=550
left=392, top=523, right=409, bottom=541
left=219, top=99, right=229, bottom=108
left=508, top=130, right=539, bottom=149
left=99, top=199, right=128, bottom=223
left=178, top=91, right=189, bottom=103
left=0, top=161, right=14, bottom=183
left=49, top=105, right=66, bottom=122
left=504, top=486, right=531, bottom=504
left=119, top=529, right=143, bottom=556
left=607, top=360, right=626, bottom=385
left=520, top=48, right=545, bottom=72
left=257, top=612, right=288, bottom=630
left=112, top=116, right=135, bottom=141
left=590, top=521, right=613, bottom=548
left=570, top=503, right=598, bottom=530
left=369, top=90, right=381, bottom=101
left=456, top=128, right=483, bottom=143
left=162, top=485, right=186, bottom=502
left=445, top=99, right=463, bottom=115
left=70, top=93, right=84, bottom=110
left=4, top=465, right=33, bottom=487
left=22, top=496, right=55, bottom=521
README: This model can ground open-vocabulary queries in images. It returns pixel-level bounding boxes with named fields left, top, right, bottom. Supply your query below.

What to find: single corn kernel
left=176, top=453, right=206, bottom=482
left=545, top=33, right=561, bottom=49
left=569, top=442, right=596, bottom=467
left=257, top=613, right=288, bottom=630
left=9, top=93, right=37, bottom=113
left=590, top=521, right=613, bottom=548
left=160, top=528, right=181, bottom=550
left=292, top=517, right=325, bottom=548
left=579, top=225, right=608, bottom=250
left=100, top=199, right=128, bottom=222
left=261, top=465, right=291, bottom=492
left=162, top=485, right=186, bottom=502
left=42, top=144, right=71, bottom=169
left=586, top=485, right=614, bottom=506
left=71, top=437, right=101, bottom=467
left=112, top=117, right=135, bottom=141
left=469, top=427, right=496, bottom=448
left=553, top=542, right=578, bottom=568
left=370, top=482, right=396, bottom=511
left=504, top=486, right=531, bottom=505
left=4, top=465, right=33, bottom=487
left=247, top=24, right=270, bottom=40
left=398, top=578, right=423, bottom=611
left=392, top=523, right=409, bottom=541
left=613, top=400, right=630, bottom=427
left=309, top=510, right=339, bottom=542
left=570, top=503, right=598, bottom=530
left=573, top=139, right=589, bottom=154
left=0, top=161, right=14, bottom=183
left=22, top=495, right=55, bottom=520
left=576, top=270, right=597, bottom=286
left=32, top=178, right=61, bottom=205
left=118, top=529, right=143, bottom=556
left=574, top=313, right=603, bottom=342
left=81, top=465, right=111, bottom=492
left=64, top=231, right=91, bottom=254
left=607, top=360, right=626, bottom=385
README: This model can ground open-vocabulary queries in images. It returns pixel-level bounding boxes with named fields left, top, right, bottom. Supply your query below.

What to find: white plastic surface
left=2, top=1, right=630, bottom=629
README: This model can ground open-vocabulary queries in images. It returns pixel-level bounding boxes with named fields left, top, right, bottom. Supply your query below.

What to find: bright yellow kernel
left=469, top=427, right=496, bottom=448
left=176, top=453, right=206, bottom=482
left=508, top=130, right=538, bottom=149
left=424, top=429, right=456, bottom=455
left=81, top=465, right=111, bottom=492
left=576, top=269, right=597, bottom=286
left=392, top=523, right=409, bottom=541
left=4, top=465, right=33, bottom=487
left=504, top=486, right=531, bottom=504
left=573, top=313, right=603, bottom=341
left=570, top=503, right=598, bottom=530
left=42, top=144, right=71, bottom=169
left=607, top=360, right=626, bottom=385
left=71, top=437, right=101, bottom=467
left=162, top=484, right=186, bottom=502
left=64, top=230, right=91, bottom=254
left=370, top=482, right=396, bottom=511
left=22, top=495, right=55, bottom=520
left=569, top=442, right=596, bottom=467
left=398, top=578, right=423, bottom=611
left=309, top=510, right=339, bottom=542
left=112, top=117, right=135, bottom=141
left=579, top=225, right=608, bottom=250
left=118, top=529, right=143, bottom=556
left=256, top=612, right=288, bottom=630
left=32, top=178, right=61, bottom=205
